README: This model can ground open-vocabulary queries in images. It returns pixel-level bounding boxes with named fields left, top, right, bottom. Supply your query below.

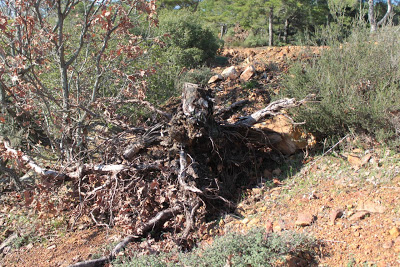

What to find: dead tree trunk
left=166, top=83, right=296, bottom=200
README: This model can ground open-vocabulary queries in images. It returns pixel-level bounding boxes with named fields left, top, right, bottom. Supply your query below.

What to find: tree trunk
left=0, top=82, right=5, bottom=108
left=268, top=7, right=274, bottom=46
left=368, top=0, right=394, bottom=32
left=220, top=24, right=226, bottom=40
left=283, top=18, right=289, bottom=44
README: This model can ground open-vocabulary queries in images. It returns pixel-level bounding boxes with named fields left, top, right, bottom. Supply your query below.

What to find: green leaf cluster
left=156, top=9, right=223, bottom=68
left=114, top=229, right=318, bottom=266
left=283, top=24, right=400, bottom=146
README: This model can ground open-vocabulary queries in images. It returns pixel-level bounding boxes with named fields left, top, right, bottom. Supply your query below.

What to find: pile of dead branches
left=1, top=83, right=312, bottom=266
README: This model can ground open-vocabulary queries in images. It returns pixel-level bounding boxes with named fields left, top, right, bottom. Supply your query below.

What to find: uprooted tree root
left=1, top=83, right=313, bottom=266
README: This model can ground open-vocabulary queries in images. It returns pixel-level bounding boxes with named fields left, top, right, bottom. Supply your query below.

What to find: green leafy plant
left=157, top=9, right=223, bottom=68
left=283, top=25, right=400, bottom=146
left=114, top=229, right=318, bottom=266
left=175, top=67, right=215, bottom=91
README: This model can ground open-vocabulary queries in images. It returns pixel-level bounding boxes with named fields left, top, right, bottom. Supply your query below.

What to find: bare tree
left=368, top=0, right=394, bottom=32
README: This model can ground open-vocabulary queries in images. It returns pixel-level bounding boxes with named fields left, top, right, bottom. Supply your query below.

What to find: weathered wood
left=182, top=83, right=213, bottom=124
left=2, top=138, right=67, bottom=180
left=235, top=98, right=298, bottom=126
left=123, top=124, right=162, bottom=160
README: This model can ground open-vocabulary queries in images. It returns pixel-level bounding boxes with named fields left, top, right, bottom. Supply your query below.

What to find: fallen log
left=235, top=98, right=297, bottom=126
left=235, top=94, right=315, bottom=126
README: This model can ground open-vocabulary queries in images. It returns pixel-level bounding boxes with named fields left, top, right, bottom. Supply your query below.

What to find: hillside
left=1, top=46, right=400, bottom=267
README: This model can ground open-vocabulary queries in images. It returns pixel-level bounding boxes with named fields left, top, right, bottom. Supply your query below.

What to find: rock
left=349, top=211, right=370, bottom=221
left=329, top=209, right=344, bottom=225
left=348, top=153, right=372, bottom=169
left=240, top=65, right=256, bottom=81
left=241, top=218, right=249, bottom=224
left=248, top=218, right=260, bottom=226
left=265, top=221, right=273, bottom=233
left=275, top=135, right=297, bottom=155
left=273, top=220, right=285, bottom=232
left=2, top=246, right=10, bottom=254
left=360, top=153, right=372, bottom=166
left=382, top=241, right=393, bottom=249
left=47, top=244, right=56, bottom=250
left=207, top=74, right=223, bottom=84
left=357, top=201, right=386, bottom=213
left=347, top=154, right=361, bottom=168
left=254, top=115, right=316, bottom=150
left=252, top=188, right=262, bottom=195
left=221, top=66, right=239, bottom=79
left=295, top=213, right=314, bottom=227
left=389, top=227, right=400, bottom=238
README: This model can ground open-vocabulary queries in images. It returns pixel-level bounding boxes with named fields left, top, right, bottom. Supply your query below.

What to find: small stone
left=47, top=244, right=56, bottom=250
left=259, top=206, right=267, bottom=212
left=360, top=154, right=372, bottom=166
left=358, top=201, right=386, bottom=214
left=349, top=211, right=369, bottom=221
left=348, top=154, right=361, bottom=168
left=273, top=221, right=284, bottom=232
left=240, top=65, right=256, bottom=81
left=207, top=74, right=223, bottom=84
left=248, top=218, right=260, bottom=226
left=252, top=188, right=262, bottom=195
left=295, top=212, right=314, bottom=227
left=221, top=66, right=239, bottom=79
left=241, top=218, right=249, bottom=224
left=354, top=231, right=360, bottom=237
left=265, top=221, right=273, bottom=233
left=389, top=227, right=400, bottom=238
left=329, top=209, right=344, bottom=225
left=26, top=243, right=33, bottom=250
left=382, top=241, right=393, bottom=249
left=2, top=246, right=11, bottom=254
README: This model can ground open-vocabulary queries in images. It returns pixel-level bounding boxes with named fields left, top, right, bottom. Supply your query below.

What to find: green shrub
left=145, top=63, right=182, bottom=105
left=175, top=67, right=215, bottom=91
left=114, top=229, right=317, bottom=266
left=283, top=25, right=400, bottom=145
left=243, top=33, right=268, bottom=48
left=157, top=10, right=223, bottom=68
left=181, top=229, right=316, bottom=267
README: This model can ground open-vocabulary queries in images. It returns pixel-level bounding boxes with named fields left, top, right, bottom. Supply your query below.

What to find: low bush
left=243, top=33, right=268, bottom=48
left=283, top=25, right=400, bottom=146
left=157, top=10, right=223, bottom=68
left=175, top=67, right=215, bottom=91
left=114, top=229, right=318, bottom=266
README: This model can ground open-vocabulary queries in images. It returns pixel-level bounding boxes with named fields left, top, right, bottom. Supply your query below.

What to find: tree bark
left=368, top=0, right=394, bottom=32
left=283, top=18, right=289, bottom=44
left=220, top=24, right=226, bottom=40
left=268, top=7, right=274, bottom=46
